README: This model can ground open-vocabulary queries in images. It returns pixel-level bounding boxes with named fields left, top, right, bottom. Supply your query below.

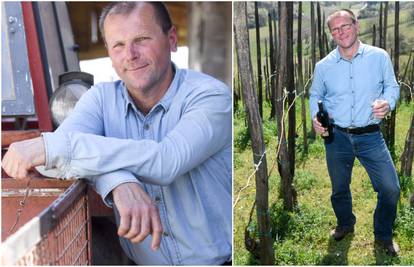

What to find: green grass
left=233, top=101, right=414, bottom=265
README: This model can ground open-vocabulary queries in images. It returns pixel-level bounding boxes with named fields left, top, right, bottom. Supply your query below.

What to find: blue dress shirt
left=310, top=42, right=400, bottom=127
left=42, top=66, right=232, bottom=265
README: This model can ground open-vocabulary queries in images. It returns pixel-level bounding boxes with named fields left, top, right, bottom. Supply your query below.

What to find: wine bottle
left=316, top=100, right=333, bottom=144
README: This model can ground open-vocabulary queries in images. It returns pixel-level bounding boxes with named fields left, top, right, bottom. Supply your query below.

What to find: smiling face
left=328, top=12, right=359, bottom=52
left=104, top=3, right=177, bottom=96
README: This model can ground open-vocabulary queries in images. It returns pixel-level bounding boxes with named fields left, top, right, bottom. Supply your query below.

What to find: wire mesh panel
left=2, top=180, right=91, bottom=265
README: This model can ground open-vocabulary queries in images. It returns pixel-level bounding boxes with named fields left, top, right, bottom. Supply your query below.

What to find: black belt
left=333, top=124, right=380, bottom=134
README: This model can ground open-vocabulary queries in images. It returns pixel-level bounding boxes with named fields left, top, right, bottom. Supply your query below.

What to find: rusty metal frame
left=1, top=180, right=91, bottom=265
left=21, top=2, right=53, bottom=132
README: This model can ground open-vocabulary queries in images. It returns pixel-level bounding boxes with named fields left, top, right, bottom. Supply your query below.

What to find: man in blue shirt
left=310, top=9, right=400, bottom=255
left=2, top=2, right=232, bottom=265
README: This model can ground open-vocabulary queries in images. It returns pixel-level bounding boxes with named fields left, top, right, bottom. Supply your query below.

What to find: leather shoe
left=330, top=226, right=354, bottom=241
left=375, top=239, right=400, bottom=256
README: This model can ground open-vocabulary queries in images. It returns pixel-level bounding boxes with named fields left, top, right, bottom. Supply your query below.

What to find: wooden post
left=268, top=12, right=276, bottom=119
left=309, top=2, right=317, bottom=139
left=297, top=2, right=308, bottom=154
left=286, top=2, right=296, bottom=175
left=277, top=2, right=298, bottom=211
left=254, top=2, right=263, bottom=118
left=234, top=2, right=275, bottom=264
left=316, top=2, right=324, bottom=60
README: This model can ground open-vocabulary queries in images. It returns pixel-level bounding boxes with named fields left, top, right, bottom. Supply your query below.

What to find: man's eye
left=135, top=37, right=150, bottom=43
left=113, top=43, right=124, bottom=49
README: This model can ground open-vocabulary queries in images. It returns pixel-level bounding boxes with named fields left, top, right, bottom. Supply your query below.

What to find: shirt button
left=155, top=196, right=161, bottom=204
left=350, top=76, right=353, bottom=79
left=163, top=232, right=169, bottom=237
left=144, top=124, right=150, bottom=130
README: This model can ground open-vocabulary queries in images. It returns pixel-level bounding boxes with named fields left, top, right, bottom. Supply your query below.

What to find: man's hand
left=2, top=137, right=46, bottom=179
left=313, top=117, right=327, bottom=135
left=112, top=182, right=163, bottom=251
left=372, top=99, right=390, bottom=119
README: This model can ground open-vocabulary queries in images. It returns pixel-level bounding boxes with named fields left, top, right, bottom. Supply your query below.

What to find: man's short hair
left=326, top=9, right=357, bottom=30
left=99, top=2, right=173, bottom=43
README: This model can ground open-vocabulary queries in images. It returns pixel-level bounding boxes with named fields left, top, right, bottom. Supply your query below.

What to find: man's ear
left=168, top=26, right=178, bottom=52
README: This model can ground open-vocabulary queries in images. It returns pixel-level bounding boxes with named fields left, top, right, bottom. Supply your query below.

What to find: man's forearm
left=42, top=102, right=231, bottom=184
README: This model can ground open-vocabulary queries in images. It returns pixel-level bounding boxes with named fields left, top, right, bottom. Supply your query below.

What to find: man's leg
left=354, top=131, right=400, bottom=242
left=325, top=129, right=357, bottom=230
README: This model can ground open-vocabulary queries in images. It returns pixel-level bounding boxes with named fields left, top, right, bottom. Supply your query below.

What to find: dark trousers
left=325, top=128, right=400, bottom=241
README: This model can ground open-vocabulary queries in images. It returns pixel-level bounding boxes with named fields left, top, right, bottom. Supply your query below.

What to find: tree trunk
left=383, top=2, right=389, bottom=50
left=264, top=38, right=270, bottom=102
left=233, top=2, right=274, bottom=264
left=277, top=2, right=297, bottom=211
left=268, top=12, right=276, bottom=119
left=316, top=2, right=324, bottom=60
left=309, top=2, right=317, bottom=139
left=286, top=2, right=295, bottom=176
left=254, top=2, right=263, bottom=118
left=274, top=8, right=280, bottom=122
left=400, top=115, right=414, bottom=177
left=372, top=24, right=376, bottom=46
left=379, top=3, right=383, bottom=48
left=381, top=1, right=394, bottom=158
left=297, top=2, right=308, bottom=154
left=233, top=74, right=240, bottom=110
left=388, top=1, right=399, bottom=159
left=401, top=51, right=413, bottom=103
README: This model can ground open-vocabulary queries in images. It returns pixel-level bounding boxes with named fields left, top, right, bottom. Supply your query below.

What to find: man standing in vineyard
left=310, top=9, right=400, bottom=255
left=2, top=2, right=232, bottom=264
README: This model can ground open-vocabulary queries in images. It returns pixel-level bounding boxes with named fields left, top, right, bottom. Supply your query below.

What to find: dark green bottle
left=317, top=101, right=333, bottom=144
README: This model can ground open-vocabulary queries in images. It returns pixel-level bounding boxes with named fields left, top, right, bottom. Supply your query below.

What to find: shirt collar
left=121, top=63, right=181, bottom=117
left=335, top=40, right=365, bottom=62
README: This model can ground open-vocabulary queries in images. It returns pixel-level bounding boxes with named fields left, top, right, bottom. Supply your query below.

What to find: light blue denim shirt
left=42, top=66, right=232, bottom=265
left=310, top=42, right=400, bottom=128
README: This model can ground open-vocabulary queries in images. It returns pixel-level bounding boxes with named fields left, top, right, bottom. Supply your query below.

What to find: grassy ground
left=233, top=101, right=414, bottom=265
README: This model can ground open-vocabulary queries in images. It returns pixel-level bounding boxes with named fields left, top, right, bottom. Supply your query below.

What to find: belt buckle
left=347, top=127, right=356, bottom=134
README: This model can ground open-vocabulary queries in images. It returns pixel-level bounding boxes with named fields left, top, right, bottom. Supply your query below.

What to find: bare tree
left=372, top=24, right=376, bottom=46
left=309, top=2, right=317, bottom=139
left=268, top=12, right=276, bottom=119
left=276, top=2, right=297, bottom=211
left=379, top=3, right=383, bottom=47
left=388, top=1, right=400, bottom=159
left=317, top=2, right=325, bottom=60
left=400, top=115, right=414, bottom=177
left=234, top=2, right=274, bottom=264
left=297, top=2, right=308, bottom=154
left=264, top=38, right=270, bottom=102
left=254, top=2, right=263, bottom=118
left=286, top=2, right=295, bottom=175
left=383, top=2, right=389, bottom=50
left=381, top=1, right=395, bottom=158
left=310, top=2, right=316, bottom=71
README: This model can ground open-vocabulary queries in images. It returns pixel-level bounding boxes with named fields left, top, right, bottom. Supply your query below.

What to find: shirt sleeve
left=309, top=63, right=326, bottom=119
left=42, top=86, right=141, bottom=201
left=381, top=52, right=400, bottom=111
left=87, top=170, right=142, bottom=207
left=42, top=86, right=232, bottom=186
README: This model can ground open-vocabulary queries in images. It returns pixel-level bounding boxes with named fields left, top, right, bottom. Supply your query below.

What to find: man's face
left=329, top=14, right=359, bottom=50
left=104, top=4, right=177, bottom=94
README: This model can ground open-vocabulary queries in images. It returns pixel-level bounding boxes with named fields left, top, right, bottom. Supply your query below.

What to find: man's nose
left=126, top=43, right=139, bottom=60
